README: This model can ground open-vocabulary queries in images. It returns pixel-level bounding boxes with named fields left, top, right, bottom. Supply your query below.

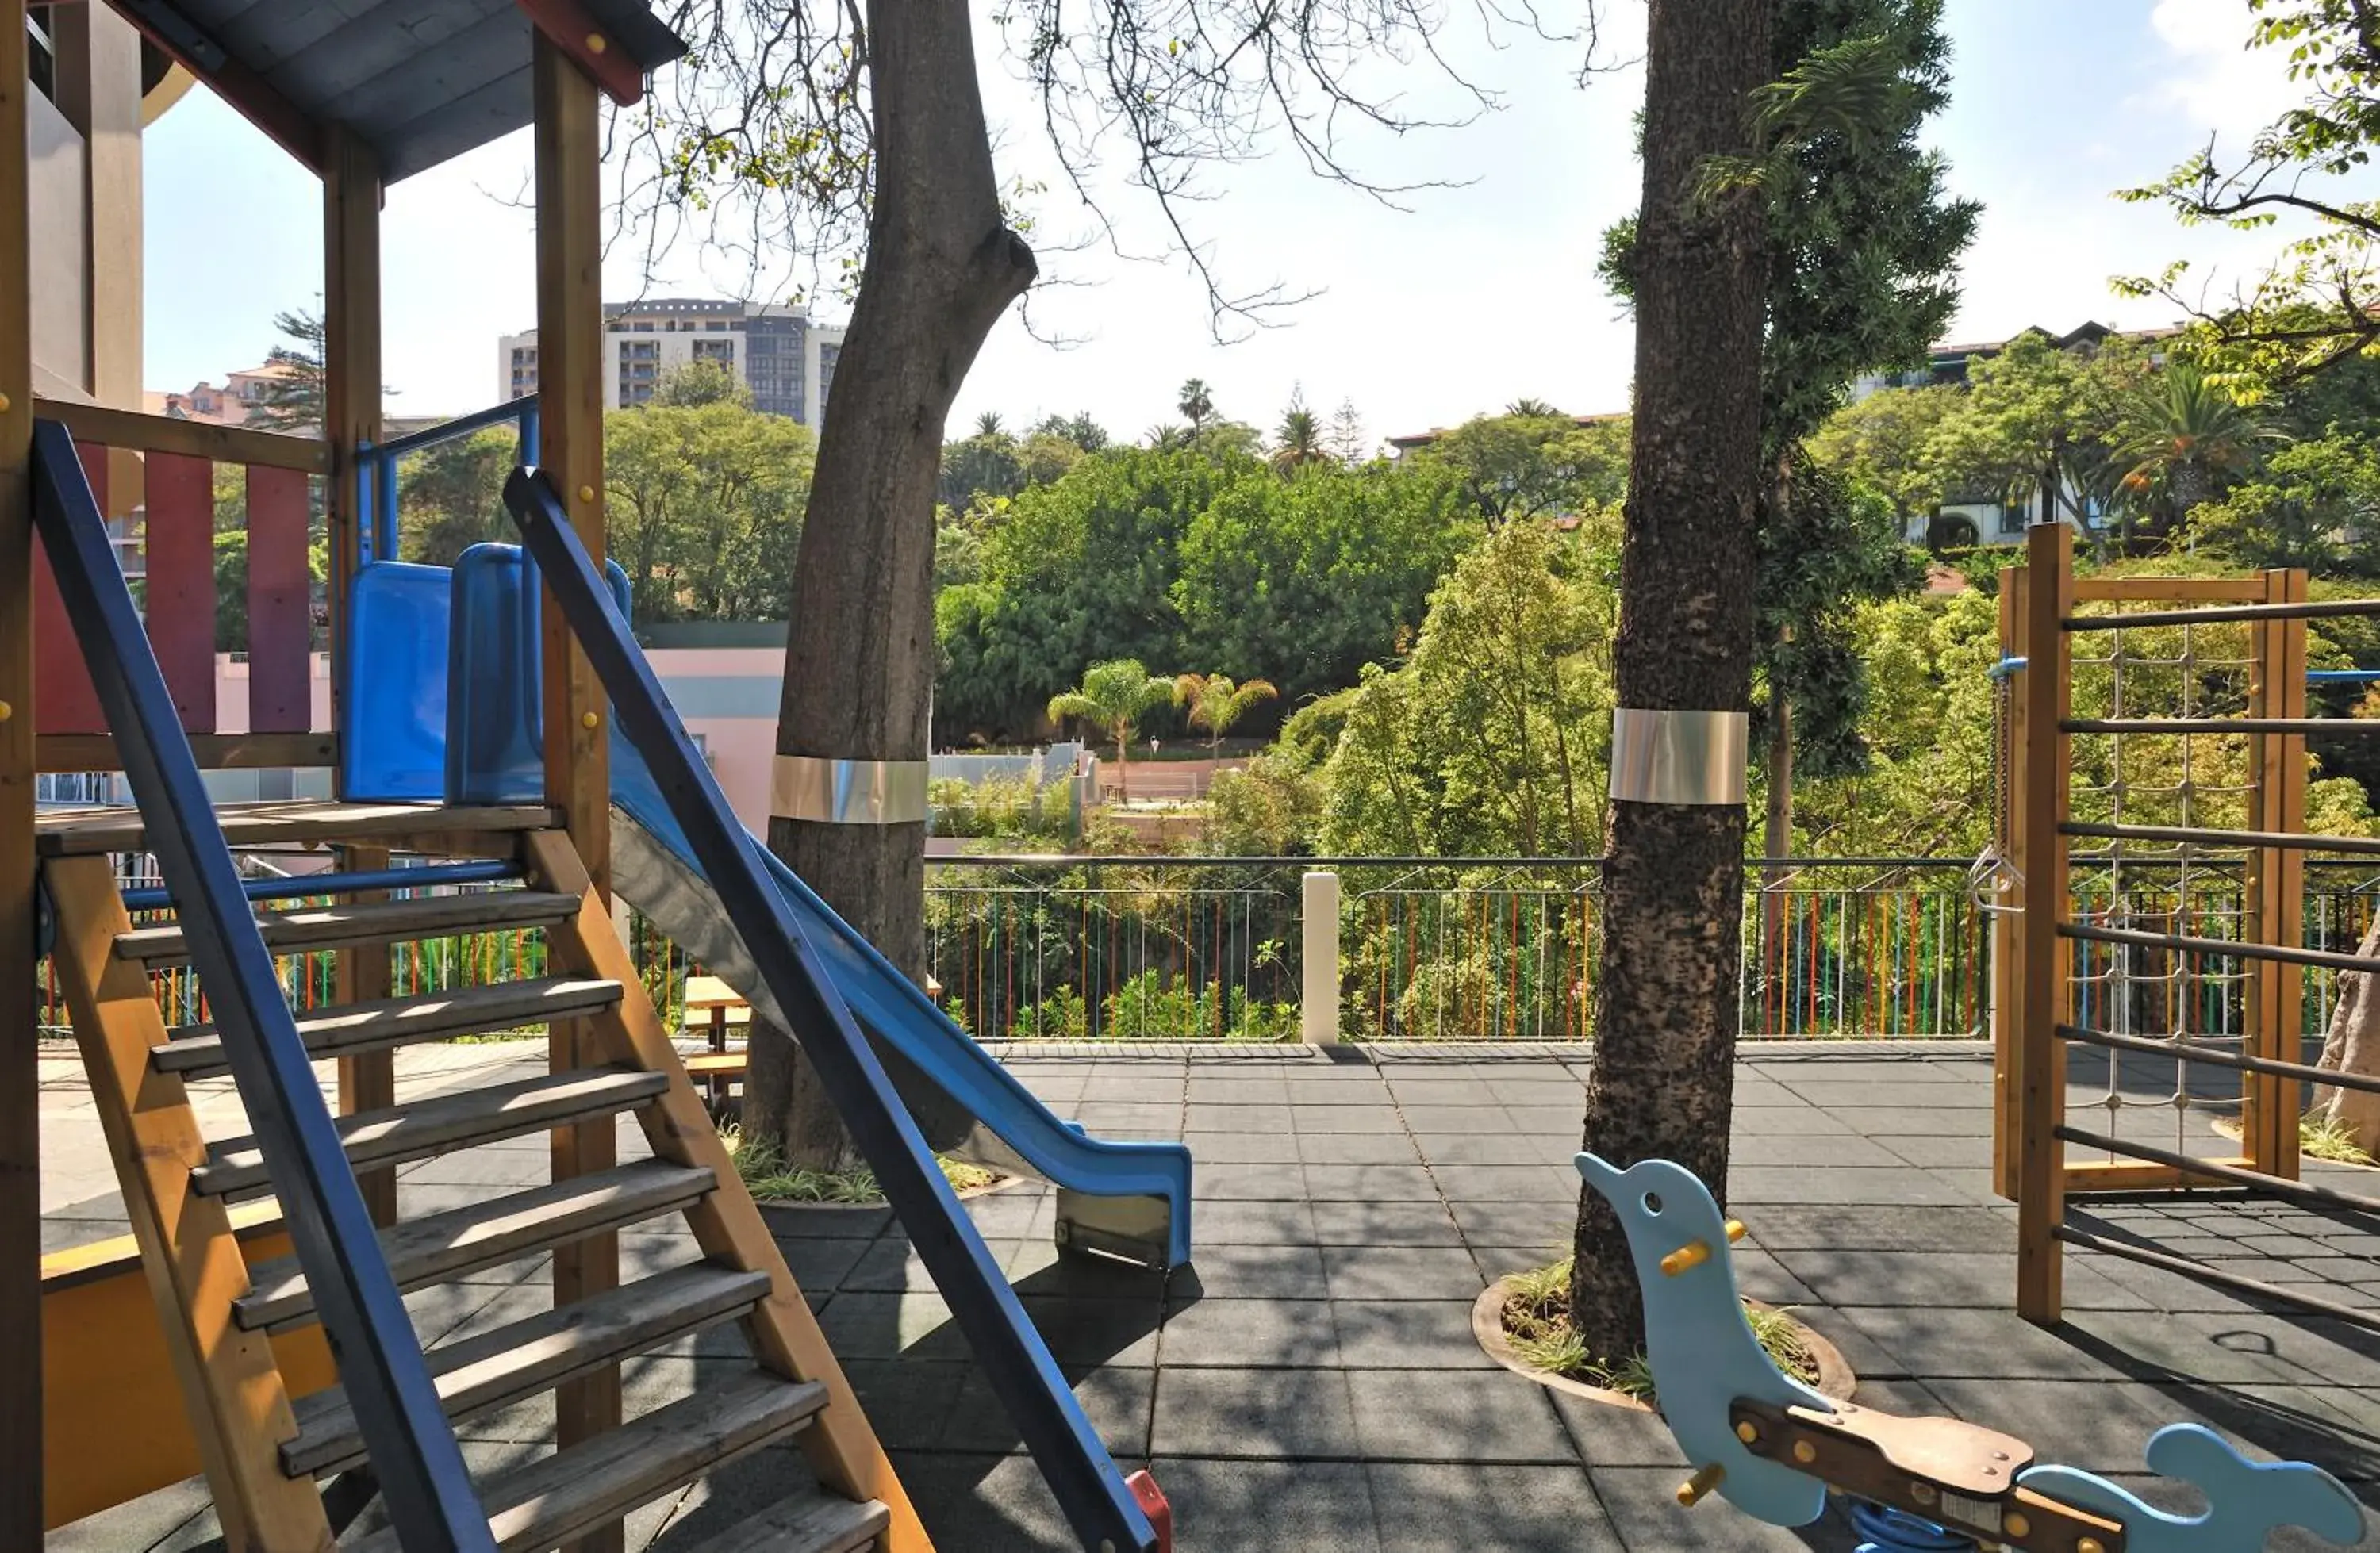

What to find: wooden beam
left=2063, top=1156, right=2256, bottom=1194
left=322, top=125, right=379, bottom=799
left=521, top=832, right=933, bottom=1553
left=36, top=730, right=336, bottom=771
left=535, top=39, right=620, bottom=1551
left=30, top=397, right=329, bottom=473
left=512, top=0, right=651, bottom=105
left=43, top=855, right=334, bottom=1547
left=2069, top=577, right=2267, bottom=604
left=52, top=0, right=140, bottom=424
left=2016, top=526, right=2071, bottom=1325
left=1992, top=564, right=2028, bottom=1205
left=0, top=0, right=42, bottom=1537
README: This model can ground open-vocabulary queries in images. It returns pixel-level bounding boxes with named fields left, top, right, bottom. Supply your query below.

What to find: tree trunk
left=2313, top=914, right=2380, bottom=1151
left=1569, top=0, right=1771, bottom=1364
left=754, top=0, right=1038, bottom=1161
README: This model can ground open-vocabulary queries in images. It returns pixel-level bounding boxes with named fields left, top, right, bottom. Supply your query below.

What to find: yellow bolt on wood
left=0, top=391, right=11, bottom=412
left=580, top=711, right=600, bottom=730
left=1676, top=1464, right=1725, bottom=1508
left=586, top=32, right=608, bottom=52
left=1660, top=1240, right=1711, bottom=1276
left=578, top=484, right=597, bottom=503
left=1791, top=1440, right=1818, bottom=1464
left=2077, top=1540, right=2104, bottom=1553
left=2003, top=1511, right=2030, bottom=1539
left=1733, top=1421, right=1759, bottom=1444
left=0, top=700, right=10, bottom=722
left=1726, top=1219, right=1746, bottom=1243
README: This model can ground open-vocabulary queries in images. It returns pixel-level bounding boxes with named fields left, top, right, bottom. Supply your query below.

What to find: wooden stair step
left=35, top=800, right=560, bottom=857
left=346, top=1370, right=833, bottom=1553
left=283, top=1263, right=770, bottom=1477
left=672, top=1490, right=891, bottom=1553
left=154, top=976, right=624, bottom=1077
left=113, top=889, right=582, bottom=968
left=237, top=1159, right=716, bottom=1333
left=190, top=1066, right=667, bottom=1201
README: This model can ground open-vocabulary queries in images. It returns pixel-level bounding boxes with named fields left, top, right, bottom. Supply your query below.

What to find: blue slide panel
left=340, top=562, right=457, bottom=800
left=608, top=740, right=1194, bottom=1268
left=405, top=543, right=1190, bottom=1267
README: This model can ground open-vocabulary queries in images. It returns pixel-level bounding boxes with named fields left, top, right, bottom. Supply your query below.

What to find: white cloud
left=2145, top=0, right=2298, bottom=143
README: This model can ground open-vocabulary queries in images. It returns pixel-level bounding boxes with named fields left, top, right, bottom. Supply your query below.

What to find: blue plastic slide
left=346, top=544, right=1191, bottom=1269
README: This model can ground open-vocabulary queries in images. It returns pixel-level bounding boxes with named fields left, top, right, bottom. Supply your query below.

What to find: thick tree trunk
left=2313, top=915, right=2380, bottom=1151
left=753, top=0, right=1037, bottom=1161
left=1569, top=0, right=1771, bottom=1363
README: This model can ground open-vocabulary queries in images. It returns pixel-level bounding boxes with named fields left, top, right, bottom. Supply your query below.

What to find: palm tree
left=1506, top=397, right=1563, bottom=419
left=1177, top=378, right=1216, bottom=431
left=1145, top=422, right=1192, bottom=451
left=1272, top=400, right=1328, bottom=473
left=2108, top=362, right=2274, bottom=542
left=1048, top=659, right=1176, bottom=801
left=1174, top=672, right=1279, bottom=756
left=973, top=410, right=1006, bottom=439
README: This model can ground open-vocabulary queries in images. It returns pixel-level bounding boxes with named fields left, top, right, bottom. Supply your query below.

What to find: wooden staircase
left=39, top=800, right=927, bottom=1552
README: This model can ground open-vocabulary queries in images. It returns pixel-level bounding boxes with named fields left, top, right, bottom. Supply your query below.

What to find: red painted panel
left=144, top=451, right=218, bottom=734
left=31, top=446, right=107, bottom=734
left=244, top=465, right=312, bottom=732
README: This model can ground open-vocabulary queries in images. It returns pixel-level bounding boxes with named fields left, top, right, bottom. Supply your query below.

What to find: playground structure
left=1991, top=523, right=2380, bottom=1332
left=3, top=3, right=1178, bottom=1550
left=1578, top=1147, right=2364, bottom=1551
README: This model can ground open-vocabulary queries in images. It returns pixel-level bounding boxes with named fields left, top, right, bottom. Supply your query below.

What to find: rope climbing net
left=2063, top=613, right=2259, bottom=1160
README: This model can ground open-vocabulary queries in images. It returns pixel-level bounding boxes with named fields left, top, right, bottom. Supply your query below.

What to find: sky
left=142, top=0, right=2332, bottom=448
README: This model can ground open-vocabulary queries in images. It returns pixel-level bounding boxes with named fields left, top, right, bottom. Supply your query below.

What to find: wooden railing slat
left=245, top=464, right=312, bottom=733
left=144, top=451, right=217, bottom=734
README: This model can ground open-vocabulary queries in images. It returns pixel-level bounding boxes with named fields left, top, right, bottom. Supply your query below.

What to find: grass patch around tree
left=722, top=1124, right=1001, bottom=1204
left=1499, top=1256, right=1817, bottom=1403
left=2213, top=1113, right=2377, bottom=1168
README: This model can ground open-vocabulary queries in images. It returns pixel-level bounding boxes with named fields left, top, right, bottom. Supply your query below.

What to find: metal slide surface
left=608, top=739, right=1194, bottom=1270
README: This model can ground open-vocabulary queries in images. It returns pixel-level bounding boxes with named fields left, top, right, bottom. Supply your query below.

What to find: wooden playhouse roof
left=111, top=0, right=686, bottom=180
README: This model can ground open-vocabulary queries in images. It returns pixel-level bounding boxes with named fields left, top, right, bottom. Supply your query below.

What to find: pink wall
left=205, top=649, right=789, bottom=834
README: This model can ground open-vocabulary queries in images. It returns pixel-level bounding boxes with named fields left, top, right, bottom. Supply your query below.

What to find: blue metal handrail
left=33, top=420, right=495, bottom=1552
left=501, top=465, right=1160, bottom=1553
left=121, top=859, right=521, bottom=912
left=356, top=398, right=542, bottom=566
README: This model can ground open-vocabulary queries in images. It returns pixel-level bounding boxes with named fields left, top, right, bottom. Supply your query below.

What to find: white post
left=1302, top=869, right=1342, bottom=1046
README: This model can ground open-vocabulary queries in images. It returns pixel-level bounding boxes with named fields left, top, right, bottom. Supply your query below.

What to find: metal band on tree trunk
left=1609, top=709, right=1748, bottom=805
left=771, top=756, right=930, bottom=825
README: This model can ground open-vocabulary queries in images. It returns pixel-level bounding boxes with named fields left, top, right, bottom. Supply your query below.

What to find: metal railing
left=355, top=397, right=540, bottom=565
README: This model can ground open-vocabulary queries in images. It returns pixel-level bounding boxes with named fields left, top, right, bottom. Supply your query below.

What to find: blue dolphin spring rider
left=1574, top=1152, right=2366, bottom=1553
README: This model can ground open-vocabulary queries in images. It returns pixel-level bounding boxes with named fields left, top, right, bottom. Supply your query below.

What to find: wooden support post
left=535, top=36, right=620, bottom=1549
left=321, top=126, right=398, bottom=1223
left=2246, top=569, right=2309, bottom=1181
left=44, top=857, right=333, bottom=1549
left=337, top=846, right=397, bottom=1224
left=2017, top=525, right=2071, bottom=1325
left=1992, top=565, right=2030, bottom=1204
left=1, top=1, right=41, bottom=1538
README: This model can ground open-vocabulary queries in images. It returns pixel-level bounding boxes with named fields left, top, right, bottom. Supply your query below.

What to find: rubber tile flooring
left=41, top=1042, right=2380, bottom=1551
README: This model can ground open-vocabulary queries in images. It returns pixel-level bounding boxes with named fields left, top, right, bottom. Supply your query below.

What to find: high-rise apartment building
left=497, top=297, right=846, bottom=425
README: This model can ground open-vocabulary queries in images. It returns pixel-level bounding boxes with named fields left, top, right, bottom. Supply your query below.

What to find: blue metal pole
left=32, top=420, right=493, bottom=1552
left=121, top=860, right=520, bottom=912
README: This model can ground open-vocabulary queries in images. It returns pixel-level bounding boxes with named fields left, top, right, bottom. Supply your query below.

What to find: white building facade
left=497, top=297, right=845, bottom=427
